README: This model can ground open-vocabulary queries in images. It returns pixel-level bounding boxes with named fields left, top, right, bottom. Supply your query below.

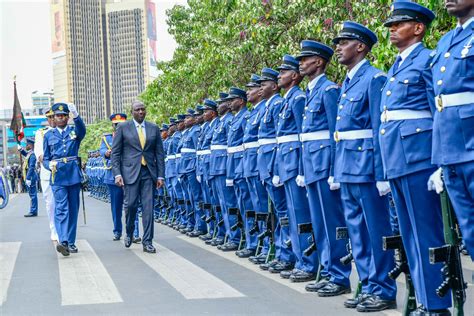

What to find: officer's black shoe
left=154, top=218, right=160, bottom=223
left=249, top=252, right=267, bottom=264
left=289, top=269, right=316, bottom=283
left=236, top=248, right=255, bottom=258
left=124, top=236, right=132, bottom=248
left=268, top=261, right=294, bottom=273
left=113, top=234, right=121, bottom=241
left=305, top=276, right=330, bottom=292
left=199, top=233, right=213, bottom=241
left=143, top=244, right=156, bottom=254
left=24, top=213, right=37, bottom=217
left=344, top=293, right=371, bottom=308
left=356, top=295, right=396, bottom=312
left=56, top=242, right=70, bottom=257
left=260, top=259, right=279, bottom=271
left=187, top=230, right=205, bottom=238
left=133, top=237, right=142, bottom=244
left=210, top=238, right=225, bottom=246
left=317, top=282, right=351, bottom=297
left=409, top=306, right=451, bottom=316
left=280, top=269, right=296, bottom=279
left=68, top=244, right=78, bottom=253
left=218, top=242, right=239, bottom=251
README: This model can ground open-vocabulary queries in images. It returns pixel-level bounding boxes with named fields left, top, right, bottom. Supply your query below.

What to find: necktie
left=138, top=125, right=146, bottom=166
left=306, top=87, right=311, bottom=98
left=450, top=26, right=463, bottom=45
left=392, top=56, right=402, bottom=73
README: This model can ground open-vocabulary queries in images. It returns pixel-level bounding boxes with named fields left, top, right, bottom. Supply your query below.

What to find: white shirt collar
left=307, top=74, right=324, bottom=93
left=56, top=126, right=66, bottom=133
left=283, top=86, right=298, bottom=99
left=398, top=42, right=421, bottom=66
left=347, top=59, right=367, bottom=80
left=265, top=93, right=279, bottom=107
left=458, top=16, right=474, bottom=29
left=133, top=119, right=145, bottom=128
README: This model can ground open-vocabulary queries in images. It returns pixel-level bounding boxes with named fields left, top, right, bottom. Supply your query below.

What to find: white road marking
left=130, top=241, right=244, bottom=299
left=0, top=242, right=21, bottom=306
left=56, top=240, right=122, bottom=306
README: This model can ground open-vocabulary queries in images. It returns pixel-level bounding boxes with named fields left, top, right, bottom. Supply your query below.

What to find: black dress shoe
left=236, top=248, right=255, bottom=258
left=268, top=261, right=294, bottom=273
left=133, top=237, right=142, bottom=244
left=317, top=282, right=351, bottom=297
left=68, top=244, right=78, bottom=253
left=260, top=259, right=279, bottom=271
left=56, top=242, right=70, bottom=256
left=289, top=269, right=316, bottom=283
left=305, top=276, right=330, bottom=292
left=218, top=242, right=239, bottom=251
left=410, top=306, right=451, bottom=316
left=344, top=293, right=371, bottom=308
left=210, top=238, right=225, bottom=246
left=356, top=295, right=397, bottom=312
left=187, top=230, right=206, bottom=238
left=143, top=244, right=156, bottom=253
left=280, top=269, right=296, bottom=279
left=124, top=236, right=132, bottom=248
left=24, top=213, right=37, bottom=217
left=249, top=252, right=267, bottom=264
left=199, top=233, right=213, bottom=241
left=113, top=234, right=121, bottom=241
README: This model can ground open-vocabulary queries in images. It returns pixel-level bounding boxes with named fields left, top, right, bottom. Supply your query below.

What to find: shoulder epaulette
left=295, top=95, right=306, bottom=100
left=325, top=84, right=340, bottom=91
left=275, top=100, right=284, bottom=105
left=374, top=72, right=387, bottom=79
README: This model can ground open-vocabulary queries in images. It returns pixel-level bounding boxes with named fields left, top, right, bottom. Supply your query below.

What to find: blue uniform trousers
left=306, top=179, right=351, bottom=287
left=263, top=178, right=293, bottom=262
left=27, top=183, right=38, bottom=215
left=171, top=177, right=186, bottom=225
left=340, top=183, right=397, bottom=300
left=246, top=176, right=269, bottom=252
left=179, top=176, right=193, bottom=227
left=390, top=169, right=451, bottom=310
left=213, top=175, right=240, bottom=243
left=200, top=179, right=215, bottom=235
left=52, top=183, right=81, bottom=245
left=209, top=177, right=226, bottom=239
left=443, top=161, right=474, bottom=260
left=233, top=177, right=254, bottom=250
left=107, top=184, right=123, bottom=236
left=387, top=193, right=400, bottom=235
left=185, top=172, right=206, bottom=232
left=283, top=177, right=318, bottom=272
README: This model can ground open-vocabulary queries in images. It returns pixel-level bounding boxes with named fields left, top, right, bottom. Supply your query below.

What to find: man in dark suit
left=112, top=100, right=165, bottom=253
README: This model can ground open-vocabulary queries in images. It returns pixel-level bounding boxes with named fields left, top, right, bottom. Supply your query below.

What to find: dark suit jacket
left=111, top=120, right=165, bottom=185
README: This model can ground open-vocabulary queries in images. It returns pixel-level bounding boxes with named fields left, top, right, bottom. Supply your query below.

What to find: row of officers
left=91, top=1, right=472, bottom=315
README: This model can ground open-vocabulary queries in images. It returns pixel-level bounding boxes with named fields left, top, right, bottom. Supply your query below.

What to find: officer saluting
left=100, top=113, right=127, bottom=241
left=19, top=138, right=39, bottom=217
left=43, top=103, right=86, bottom=256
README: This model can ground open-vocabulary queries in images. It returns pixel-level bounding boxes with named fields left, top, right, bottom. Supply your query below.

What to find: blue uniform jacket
left=379, top=44, right=436, bottom=179
left=196, top=122, right=208, bottom=178
left=179, top=125, right=199, bottom=174
left=202, top=118, right=219, bottom=181
left=21, top=150, right=38, bottom=183
left=99, top=133, right=115, bottom=185
left=257, top=93, right=284, bottom=181
left=243, top=99, right=267, bottom=178
left=275, top=86, right=306, bottom=182
left=210, top=113, right=232, bottom=176
left=431, top=22, right=474, bottom=165
left=43, top=116, right=86, bottom=186
left=227, top=108, right=249, bottom=180
left=333, top=61, right=387, bottom=183
left=166, top=131, right=181, bottom=179
left=301, top=76, right=340, bottom=184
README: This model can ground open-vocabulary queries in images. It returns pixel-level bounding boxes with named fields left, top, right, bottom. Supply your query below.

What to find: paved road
left=1, top=193, right=472, bottom=316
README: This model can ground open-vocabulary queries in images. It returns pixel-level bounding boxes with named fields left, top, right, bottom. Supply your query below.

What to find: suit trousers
left=124, top=166, right=154, bottom=245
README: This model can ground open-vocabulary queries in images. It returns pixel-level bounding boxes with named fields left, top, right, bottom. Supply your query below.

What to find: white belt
left=258, top=138, right=277, bottom=146
left=197, top=149, right=211, bottom=156
left=277, top=134, right=299, bottom=144
left=175, top=153, right=182, bottom=158
left=243, top=141, right=259, bottom=150
left=300, top=130, right=330, bottom=142
left=165, top=157, right=168, bottom=162
left=211, top=145, right=228, bottom=151
left=334, top=129, right=373, bottom=142
left=166, top=154, right=176, bottom=160
left=381, top=109, right=432, bottom=123
left=180, top=148, right=196, bottom=153
left=227, top=145, right=244, bottom=154
left=435, top=92, right=474, bottom=112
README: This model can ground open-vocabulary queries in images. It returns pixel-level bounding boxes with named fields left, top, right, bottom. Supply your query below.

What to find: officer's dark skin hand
left=156, top=179, right=164, bottom=188
left=115, top=175, right=124, bottom=187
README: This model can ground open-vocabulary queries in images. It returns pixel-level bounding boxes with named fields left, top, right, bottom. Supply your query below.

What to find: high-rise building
left=50, top=0, right=157, bottom=122
left=31, top=89, right=54, bottom=115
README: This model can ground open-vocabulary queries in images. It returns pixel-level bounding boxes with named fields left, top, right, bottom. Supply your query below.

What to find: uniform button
left=339, top=105, right=343, bottom=110
left=304, top=106, right=308, bottom=110
left=390, top=77, right=395, bottom=82
left=301, top=144, right=304, bottom=148
left=386, top=91, right=392, bottom=96
left=358, top=146, right=362, bottom=151
left=336, top=116, right=341, bottom=120
left=444, top=52, right=450, bottom=58
left=380, top=129, right=386, bottom=135
left=350, top=97, right=354, bottom=101
left=416, top=128, right=421, bottom=132
left=290, top=147, right=293, bottom=151
left=342, top=93, right=346, bottom=98
left=404, top=79, right=409, bottom=84
left=303, top=115, right=306, bottom=119
left=437, top=80, right=443, bottom=86
left=440, top=66, right=446, bottom=72
left=383, top=105, right=387, bottom=110
left=320, top=145, right=324, bottom=148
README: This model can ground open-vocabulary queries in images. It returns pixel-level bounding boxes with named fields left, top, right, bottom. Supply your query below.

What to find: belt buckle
left=334, top=131, right=340, bottom=143
left=62, top=158, right=67, bottom=163
left=436, top=95, right=444, bottom=112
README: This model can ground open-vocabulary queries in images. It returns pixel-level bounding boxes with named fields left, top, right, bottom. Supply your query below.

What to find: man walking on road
left=112, top=100, right=165, bottom=254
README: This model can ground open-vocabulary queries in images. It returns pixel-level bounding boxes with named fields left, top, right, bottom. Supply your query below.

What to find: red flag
left=10, top=80, right=26, bottom=143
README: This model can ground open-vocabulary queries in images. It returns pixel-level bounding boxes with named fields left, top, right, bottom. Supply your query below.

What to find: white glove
left=17, top=144, right=22, bottom=151
left=25, top=180, right=31, bottom=187
left=327, top=176, right=341, bottom=191
left=376, top=181, right=391, bottom=196
left=427, top=167, right=444, bottom=194
left=295, top=175, right=305, bottom=187
left=67, top=103, right=79, bottom=118
left=196, top=175, right=201, bottom=183
left=272, top=175, right=283, bottom=187
left=48, top=161, right=57, bottom=170
left=225, top=179, right=234, bottom=187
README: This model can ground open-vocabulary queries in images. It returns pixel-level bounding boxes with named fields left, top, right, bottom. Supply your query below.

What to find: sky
left=0, top=0, right=186, bottom=110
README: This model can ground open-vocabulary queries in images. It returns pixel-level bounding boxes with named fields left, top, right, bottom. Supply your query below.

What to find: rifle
left=429, top=184, right=467, bottom=316
left=257, top=197, right=275, bottom=262
left=337, top=227, right=362, bottom=299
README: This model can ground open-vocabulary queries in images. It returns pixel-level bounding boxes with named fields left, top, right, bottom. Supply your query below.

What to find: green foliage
left=80, top=120, right=112, bottom=161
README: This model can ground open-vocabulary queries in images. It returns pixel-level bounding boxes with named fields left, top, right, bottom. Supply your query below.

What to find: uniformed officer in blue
left=43, top=102, right=86, bottom=256
left=274, top=56, right=319, bottom=282
left=164, top=119, right=179, bottom=226
left=19, top=138, right=39, bottom=217
left=296, top=41, right=352, bottom=296
left=380, top=3, right=453, bottom=315
left=100, top=113, right=127, bottom=241
left=332, top=22, right=397, bottom=311
left=171, top=115, right=187, bottom=229
left=427, top=0, right=474, bottom=262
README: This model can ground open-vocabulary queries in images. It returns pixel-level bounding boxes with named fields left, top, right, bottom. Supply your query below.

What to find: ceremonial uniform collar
left=347, top=58, right=368, bottom=80
left=307, top=73, right=324, bottom=93
left=398, top=42, right=422, bottom=66
left=283, top=85, right=299, bottom=99
left=458, top=16, right=474, bottom=29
